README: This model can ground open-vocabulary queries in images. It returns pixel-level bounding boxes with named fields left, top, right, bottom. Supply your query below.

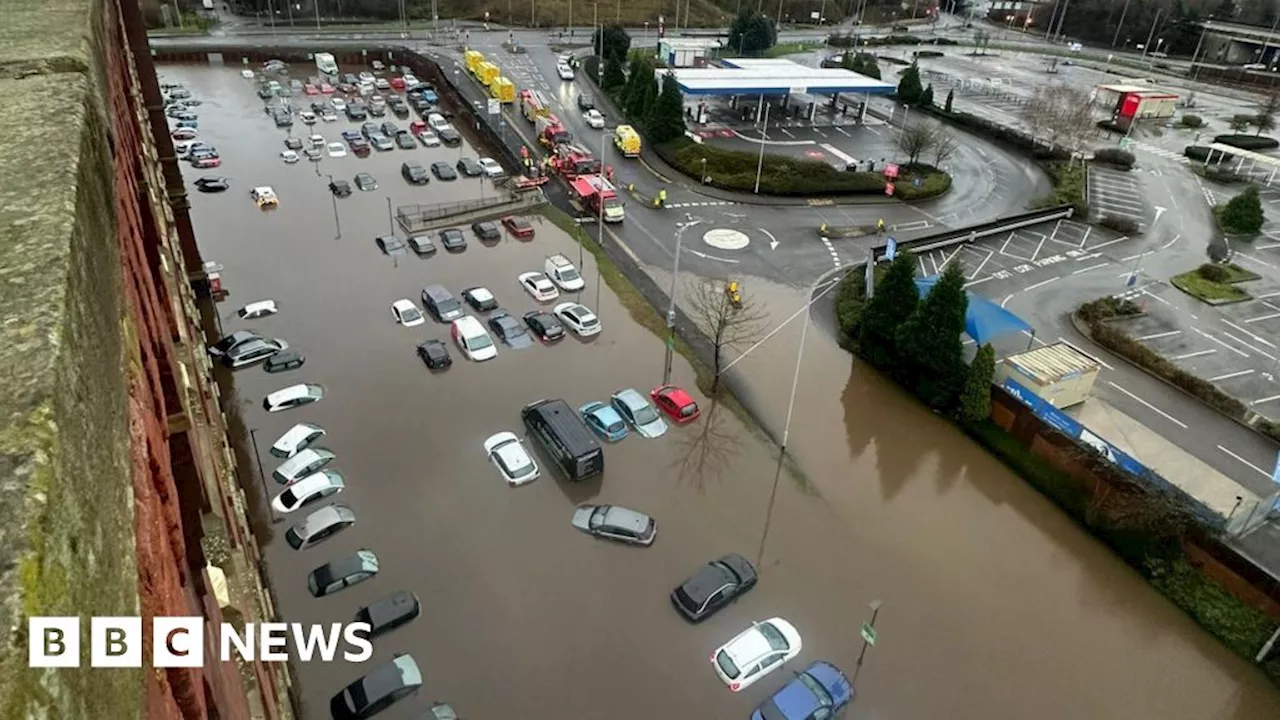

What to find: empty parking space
left=1088, top=165, right=1148, bottom=225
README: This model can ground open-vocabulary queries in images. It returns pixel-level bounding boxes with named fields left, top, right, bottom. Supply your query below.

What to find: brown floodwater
left=166, top=63, right=1280, bottom=720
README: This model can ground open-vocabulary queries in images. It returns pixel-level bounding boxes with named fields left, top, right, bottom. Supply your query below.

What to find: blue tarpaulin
left=915, top=275, right=1033, bottom=345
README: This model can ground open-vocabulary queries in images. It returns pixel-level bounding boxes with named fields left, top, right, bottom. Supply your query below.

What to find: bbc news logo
left=28, top=617, right=372, bottom=668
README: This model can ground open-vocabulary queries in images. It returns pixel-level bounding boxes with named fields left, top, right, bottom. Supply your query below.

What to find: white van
left=271, top=423, right=326, bottom=459
left=451, top=316, right=497, bottom=362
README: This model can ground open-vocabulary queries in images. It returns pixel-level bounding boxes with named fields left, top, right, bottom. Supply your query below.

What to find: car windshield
left=401, top=306, right=422, bottom=322
left=469, top=333, right=493, bottom=350
left=439, top=298, right=461, bottom=314
left=680, top=403, right=697, bottom=417
left=345, top=683, right=369, bottom=712
left=580, top=315, right=598, bottom=327
left=798, top=672, right=834, bottom=707
left=560, top=268, right=580, bottom=281
left=716, top=650, right=740, bottom=679
left=305, top=386, right=323, bottom=399
left=278, top=487, right=299, bottom=506
left=633, top=404, right=660, bottom=425
left=759, top=623, right=790, bottom=651
left=606, top=420, right=625, bottom=433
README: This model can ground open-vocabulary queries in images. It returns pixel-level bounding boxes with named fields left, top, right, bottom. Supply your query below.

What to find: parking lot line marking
left=1107, top=381, right=1188, bottom=428
left=968, top=249, right=994, bottom=279
left=1210, top=369, right=1254, bottom=381
left=1221, top=331, right=1277, bottom=361
left=1254, top=394, right=1280, bottom=405
left=1245, top=311, right=1280, bottom=324
left=1256, top=242, right=1280, bottom=249
left=1077, top=225, right=1093, bottom=248
left=1024, top=276, right=1061, bottom=292
left=930, top=252, right=941, bottom=274
left=1072, top=262, right=1110, bottom=275
left=918, top=255, right=927, bottom=275
left=1137, top=330, right=1181, bottom=341
left=1258, top=291, right=1280, bottom=300
left=1001, top=294, right=1014, bottom=308
left=1236, top=252, right=1276, bottom=269
left=1094, top=207, right=1148, bottom=219
left=1192, top=327, right=1250, bottom=358
left=937, top=246, right=963, bottom=272
left=1218, top=445, right=1272, bottom=478
left=1160, top=234, right=1181, bottom=250
left=1090, top=236, right=1128, bottom=251
left=964, top=276, right=993, bottom=288
left=1030, top=234, right=1046, bottom=261
left=999, top=231, right=1016, bottom=256
left=1120, top=251, right=1155, bottom=262
left=1222, top=319, right=1278, bottom=348
left=1172, top=349, right=1216, bottom=360
left=1141, top=290, right=1171, bottom=306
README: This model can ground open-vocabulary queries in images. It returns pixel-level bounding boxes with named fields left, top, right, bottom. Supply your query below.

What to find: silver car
left=571, top=504, right=657, bottom=546
left=285, top=504, right=356, bottom=550
left=273, top=447, right=335, bottom=485
left=223, top=337, right=288, bottom=369
left=610, top=388, right=668, bottom=438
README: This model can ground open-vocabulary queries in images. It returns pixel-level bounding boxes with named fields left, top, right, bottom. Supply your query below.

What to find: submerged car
left=353, top=591, right=422, bottom=639
left=652, top=384, right=700, bottom=424
left=270, top=469, right=344, bottom=514
left=749, top=661, right=853, bottom=720
left=487, top=311, right=533, bottom=348
left=671, top=554, right=758, bottom=623
left=416, top=339, right=452, bottom=370
left=308, top=549, right=379, bottom=598
left=712, top=618, right=803, bottom=692
left=263, top=383, right=323, bottom=412
left=329, top=652, right=420, bottom=719
left=579, top=401, right=628, bottom=441
left=483, top=432, right=540, bottom=486
left=570, top=504, right=656, bottom=546
left=194, top=176, right=229, bottom=192
left=610, top=388, right=668, bottom=438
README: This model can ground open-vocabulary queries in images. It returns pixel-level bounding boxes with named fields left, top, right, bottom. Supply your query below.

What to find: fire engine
left=536, top=114, right=573, bottom=147
left=519, top=89, right=552, bottom=122
left=550, top=143, right=602, bottom=179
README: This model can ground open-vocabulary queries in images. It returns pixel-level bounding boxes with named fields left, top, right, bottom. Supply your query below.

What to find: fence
left=395, top=192, right=542, bottom=233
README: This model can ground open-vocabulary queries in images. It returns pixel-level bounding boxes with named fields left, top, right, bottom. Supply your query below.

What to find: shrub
left=1099, top=215, right=1139, bottom=234
left=1093, top=147, right=1135, bottom=169
left=914, top=50, right=944, bottom=58
left=920, top=105, right=1070, bottom=161
left=1191, top=164, right=1244, bottom=183
left=1097, top=119, right=1124, bottom=133
left=1218, top=187, right=1265, bottom=234
left=1076, top=297, right=1140, bottom=323
left=1032, top=162, right=1087, bottom=215
left=1183, top=145, right=1229, bottom=163
left=1179, top=114, right=1203, bottom=128
left=1212, top=133, right=1280, bottom=150
left=1197, top=263, right=1231, bottom=283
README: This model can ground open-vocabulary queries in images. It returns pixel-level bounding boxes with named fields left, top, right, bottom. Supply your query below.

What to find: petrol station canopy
left=657, top=58, right=897, bottom=97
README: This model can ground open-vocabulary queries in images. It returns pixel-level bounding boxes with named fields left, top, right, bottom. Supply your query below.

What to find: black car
left=412, top=98, right=435, bottom=113
left=354, top=591, right=422, bottom=639
left=389, top=101, right=410, bottom=118
left=416, top=339, right=452, bottom=369
left=438, top=228, right=466, bottom=252
left=670, top=553, right=758, bottom=623
left=471, top=221, right=501, bottom=242
left=408, top=235, right=436, bottom=256
left=380, top=121, right=400, bottom=137
left=330, top=179, right=353, bottom=197
left=284, top=136, right=304, bottom=150
left=194, top=176, right=229, bottom=192
left=376, top=235, right=407, bottom=256
left=264, top=351, right=306, bottom=373
left=329, top=653, right=421, bottom=720
left=488, top=311, right=534, bottom=348
left=361, top=122, right=381, bottom=139
left=355, top=172, right=378, bottom=191
left=577, top=92, right=595, bottom=110
left=523, top=311, right=565, bottom=343
left=310, top=100, right=327, bottom=112
left=208, top=330, right=260, bottom=357
left=437, top=126, right=462, bottom=145
left=430, top=161, right=457, bottom=181
left=343, top=73, right=359, bottom=85
left=401, top=162, right=429, bottom=185
left=456, top=157, right=483, bottom=176
left=345, top=104, right=368, bottom=120
left=394, top=131, right=417, bottom=150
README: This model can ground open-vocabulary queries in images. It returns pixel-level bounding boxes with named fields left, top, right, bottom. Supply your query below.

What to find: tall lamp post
left=851, top=600, right=883, bottom=684
left=247, top=428, right=275, bottom=522
left=326, top=173, right=341, bottom=239
left=662, top=214, right=701, bottom=385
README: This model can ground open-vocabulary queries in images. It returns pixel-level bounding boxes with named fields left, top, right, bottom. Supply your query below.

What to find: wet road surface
left=168, top=64, right=1280, bottom=719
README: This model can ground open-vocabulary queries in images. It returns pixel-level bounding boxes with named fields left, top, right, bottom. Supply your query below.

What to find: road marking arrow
left=761, top=228, right=779, bottom=251
left=1152, top=205, right=1167, bottom=224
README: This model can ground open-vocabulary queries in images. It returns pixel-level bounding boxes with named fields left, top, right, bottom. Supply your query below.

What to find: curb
left=1068, top=312, right=1280, bottom=449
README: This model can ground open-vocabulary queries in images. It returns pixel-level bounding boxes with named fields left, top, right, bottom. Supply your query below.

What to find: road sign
left=860, top=623, right=878, bottom=646
left=913, top=177, right=922, bottom=188
left=1126, top=273, right=1137, bottom=287
left=886, top=236, right=897, bottom=261
left=884, top=182, right=895, bottom=196
left=1271, top=450, right=1280, bottom=486
left=487, top=98, right=501, bottom=115
left=883, top=163, right=900, bottom=179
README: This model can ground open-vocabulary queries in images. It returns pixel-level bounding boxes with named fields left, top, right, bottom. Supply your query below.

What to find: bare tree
left=896, top=121, right=936, bottom=166
left=686, top=279, right=768, bottom=392
left=929, top=123, right=959, bottom=167
left=1055, top=87, right=1099, bottom=156
left=1021, top=86, right=1055, bottom=147
left=1255, top=92, right=1280, bottom=135
left=669, top=400, right=741, bottom=491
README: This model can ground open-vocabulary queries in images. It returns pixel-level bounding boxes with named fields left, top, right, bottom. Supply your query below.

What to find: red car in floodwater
left=651, top=385, right=700, bottom=424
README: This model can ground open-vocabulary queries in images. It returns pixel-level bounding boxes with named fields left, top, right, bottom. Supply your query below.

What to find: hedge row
left=655, top=138, right=951, bottom=199
left=918, top=104, right=1070, bottom=161
left=1184, top=145, right=1229, bottom=164
left=1092, top=148, right=1135, bottom=169
left=1212, top=134, right=1280, bottom=150
left=827, top=33, right=958, bottom=48
left=1032, top=162, right=1088, bottom=216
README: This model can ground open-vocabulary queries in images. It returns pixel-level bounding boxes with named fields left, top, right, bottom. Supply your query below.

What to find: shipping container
left=993, top=342, right=1101, bottom=409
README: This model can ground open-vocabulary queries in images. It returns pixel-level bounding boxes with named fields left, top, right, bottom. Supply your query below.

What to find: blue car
left=579, top=401, right=628, bottom=441
left=176, top=119, right=198, bottom=129
left=750, top=661, right=852, bottom=720
left=341, top=129, right=362, bottom=142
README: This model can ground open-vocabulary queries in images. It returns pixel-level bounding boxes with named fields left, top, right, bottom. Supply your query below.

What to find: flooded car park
left=164, top=61, right=1280, bottom=720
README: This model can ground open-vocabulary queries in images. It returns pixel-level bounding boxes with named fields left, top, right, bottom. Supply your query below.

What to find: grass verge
left=1171, top=264, right=1256, bottom=303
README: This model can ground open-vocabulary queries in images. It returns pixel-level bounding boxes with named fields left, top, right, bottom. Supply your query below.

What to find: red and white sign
left=883, top=163, right=900, bottom=179
left=885, top=183, right=895, bottom=196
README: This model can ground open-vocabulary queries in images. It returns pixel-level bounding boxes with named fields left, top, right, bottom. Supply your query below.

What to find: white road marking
left=1218, top=445, right=1271, bottom=478
left=918, top=254, right=927, bottom=275
left=937, top=246, right=963, bottom=272
left=1209, top=369, right=1254, bottom=381
left=1120, top=251, right=1155, bottom=262
left=1142, top=290, right=1172, bottom=306
left=1025, top=276, right=1061, bottom=292
left=1137, top=330, right=1181, bottom=341
left=930, top=252, right=940, bottom=275
left=1258, top=291, right=1280, bottom=300
left=1160, top=234, right=1182, bottom=250
left=1192, top=327, right=1250, bottom=358
left=1072, top=262, right=1111, bottom=275
left=834, top=126, right=851, bottom=137
left=964, top=276, right=994, bottom=288
left=968, top=249, right=994, bottom=279
left=1172, top=349, right=1216, bottom=360
left=1020, top=330, right=1048, bottom=346
left=1001, top=294, right=1014, bottom=308
left=1245, top=312, right=1280, bottom=324
left=1030, top=234, right=1046, bottom=261
left=1107, top=381, right=1188, bottom=429
left=1222, top=319, right=1278, bottom=348
left=999, top=231, right=1017, bottom=256
left=1090, top=236, right=1128, bottom=251
left=1235, top=252, right=1276, bottom=269
left=1222, top=331, right=1277, bottom=361
left=1078, top=225, right=1093, bottom=247
left=1254, top=394, right=1280, bottom=405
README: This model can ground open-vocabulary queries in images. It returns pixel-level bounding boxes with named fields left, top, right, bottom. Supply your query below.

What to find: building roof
left=915, top=276, right=1033, bottom=344
left=1097, top=84, right=1175, bottom=95
left=657, top=58, right=896, bottom=96
left=1002, top=342, right=1101, bottom=383
left=1206, top=142, right=1280, bottom=170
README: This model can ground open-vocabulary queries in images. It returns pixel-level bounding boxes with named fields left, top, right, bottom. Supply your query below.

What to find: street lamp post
left=247, top=428, right=275, bottom=521
left=327, top=173, right=341, bottom=239
left=753, top=100, right=770, bottom=194
left=314, top=0, right=321, bottom=30
left=1140, top=8, right=1162, bottom=62
left=851, top=600, right=883, bottom=684
left=662, top=214, right=701, bottom=385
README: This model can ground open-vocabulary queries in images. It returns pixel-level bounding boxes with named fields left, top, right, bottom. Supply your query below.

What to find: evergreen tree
left=897, top=63, right=923, bottom=105
left=592, top=23, right=632, bottom=63
left=602, top=54, right=627, bottom=93
left=860, top=55, right=881, bottom=80
left=1220, top=186, right=1265, bottom=234
left=894, top=262, right=969, bottom=411
left=647, top=72, right=687, bottom=143
left=637, top=75, right=660, bottom=132
left=728, top=10, right=777, bottom=55
left=623, top=57, right=651, bottom=118
left=944, top=88, right=954, bottom=113
left=857, top=253, right=919, bottom=372
left=922, top=83, right=934, bottom=107
left=959, top=343, right=996, bottom=425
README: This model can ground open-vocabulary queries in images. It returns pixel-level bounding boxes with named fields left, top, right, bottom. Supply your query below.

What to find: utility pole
left=1111, top=0, right=1130, bottom=47
left=754, top=100, right=770, bottom=193
left=313, top=0, right=320, bottom=30
left=1043, top=0, right=1059, bottom=40
left=1141, top=8, right=1162, bottom=60
left=663, top=215, right=701, bottom=385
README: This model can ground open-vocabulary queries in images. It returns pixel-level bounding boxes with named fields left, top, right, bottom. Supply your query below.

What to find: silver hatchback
left=285, top=504, right=356, bottom=550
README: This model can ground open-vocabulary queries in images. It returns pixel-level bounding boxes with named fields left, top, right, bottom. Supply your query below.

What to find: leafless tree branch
left=686, top=279, right=768, bottom=392
left=669, top=400, right=741, bottom=492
